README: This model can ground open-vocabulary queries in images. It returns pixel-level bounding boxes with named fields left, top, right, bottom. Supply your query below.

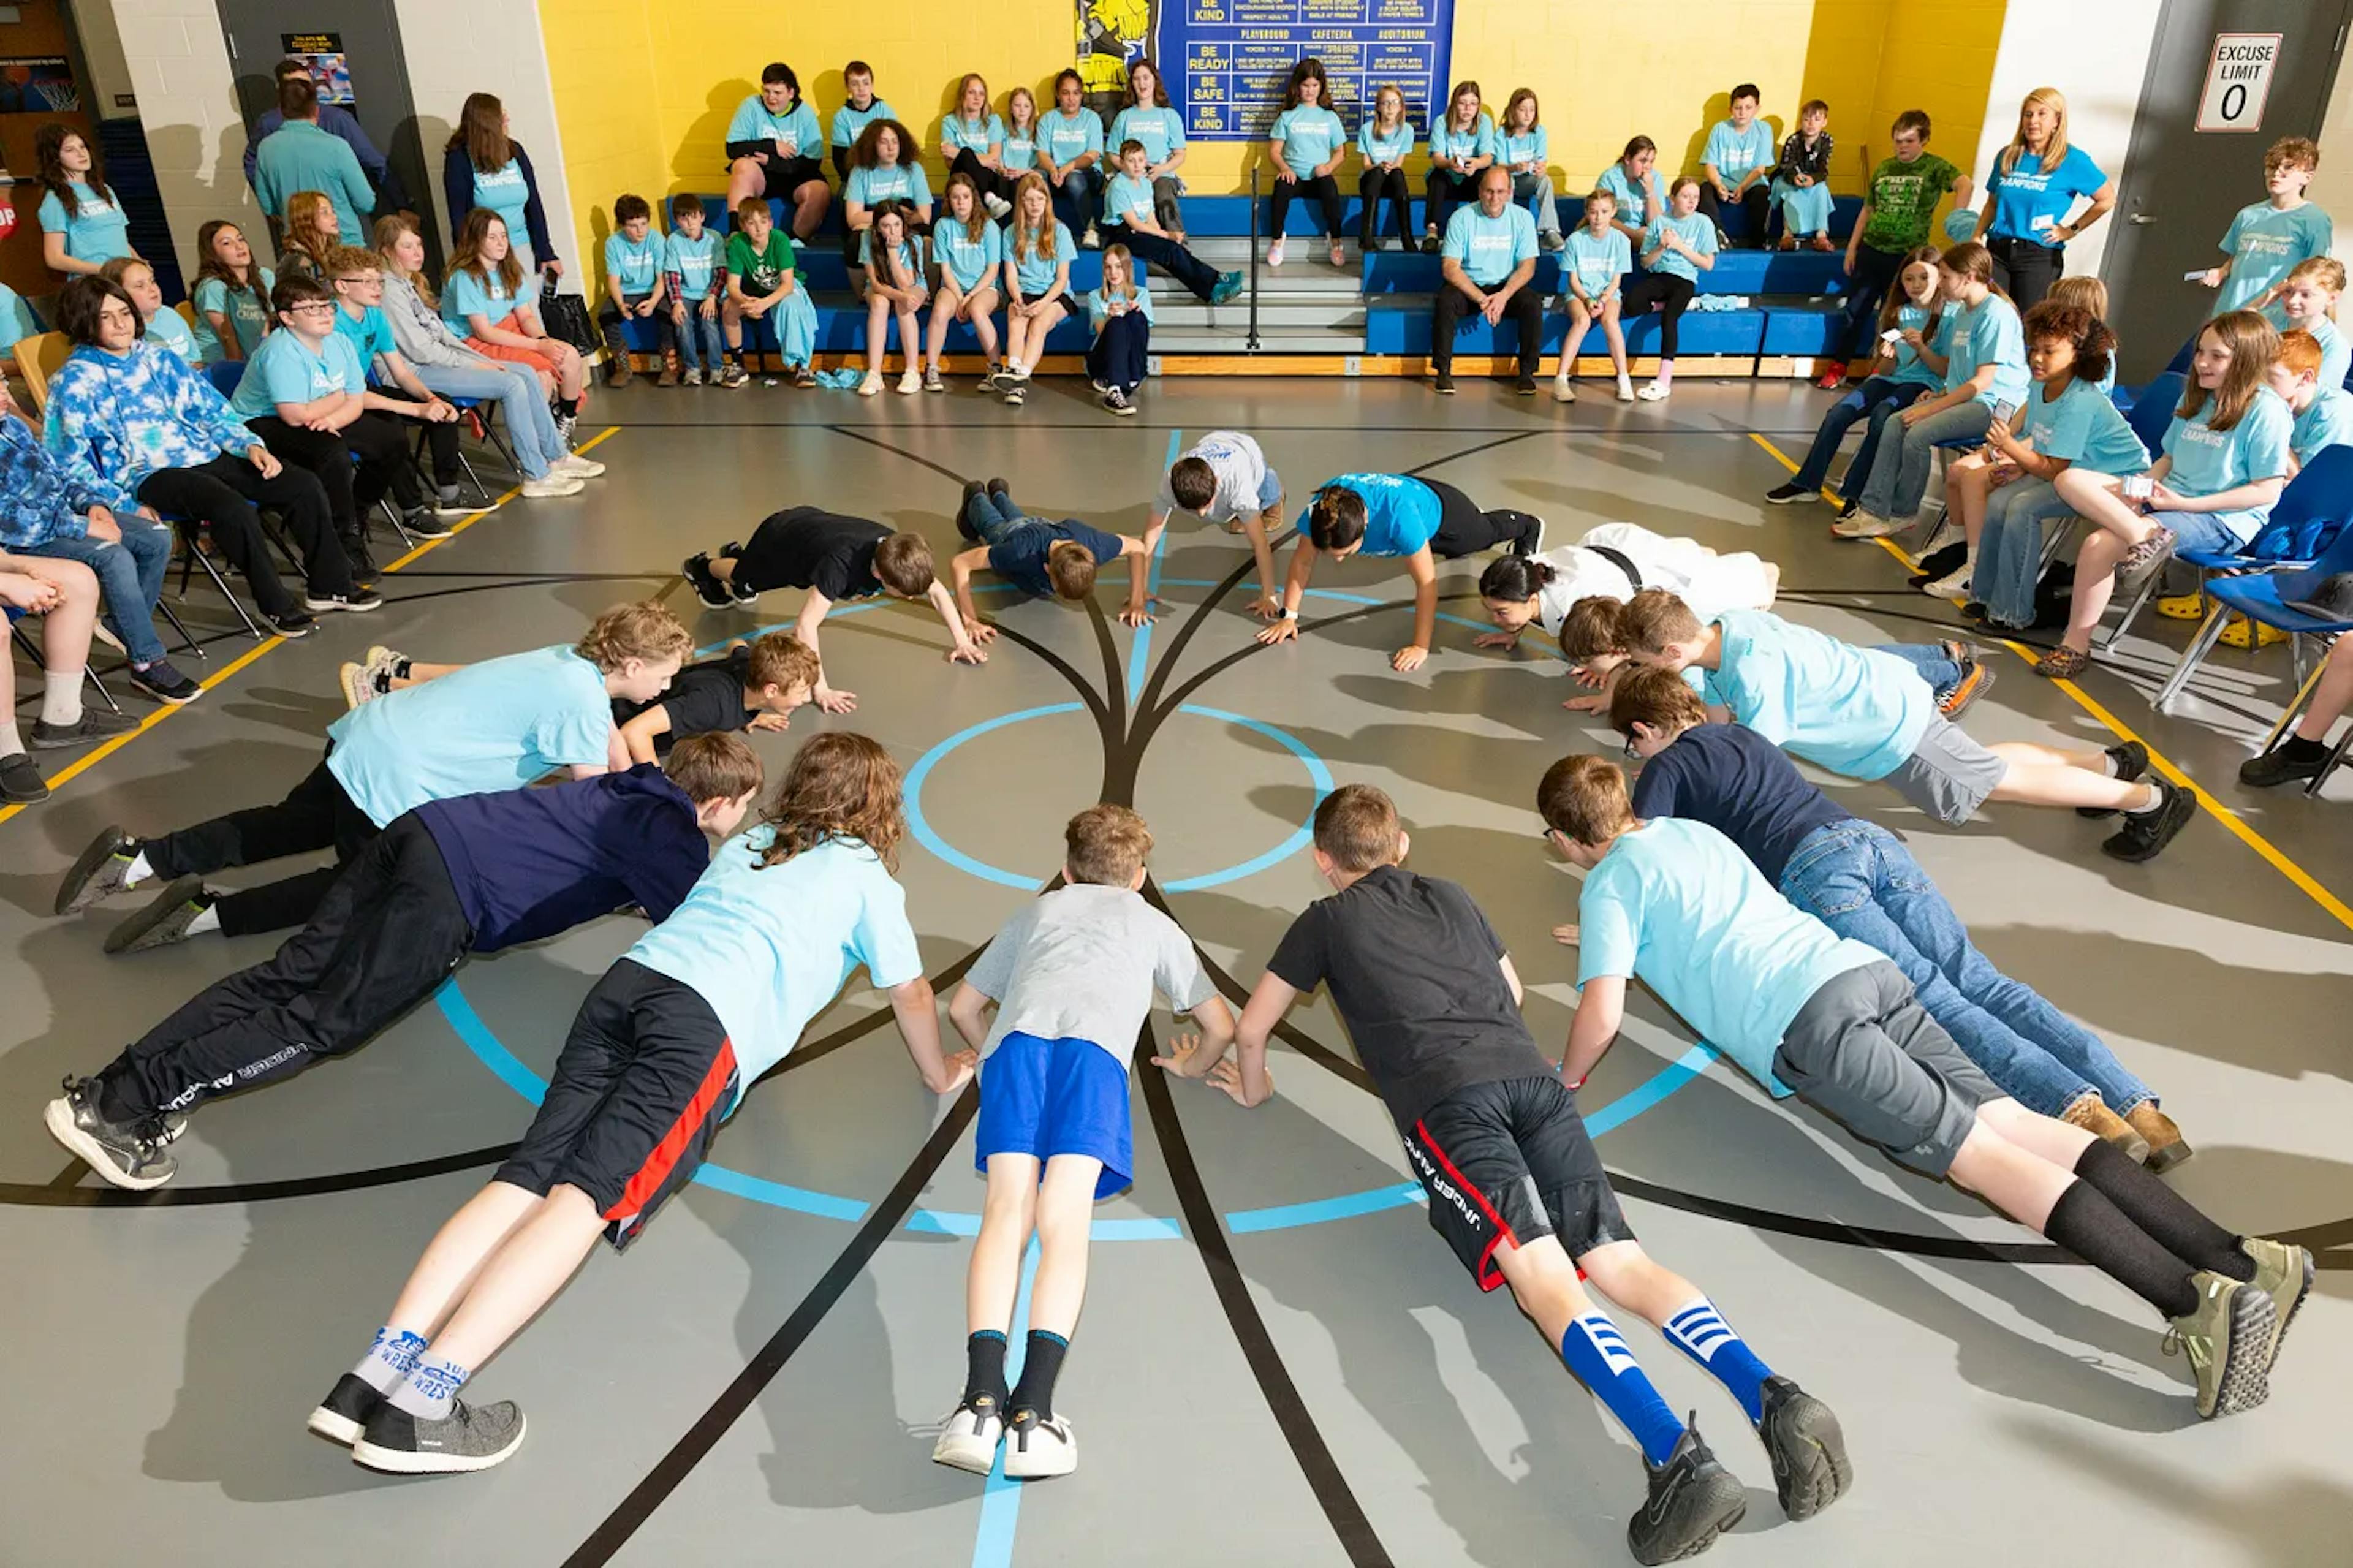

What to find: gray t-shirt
left=1154, top=430, right=1267, bottom=524
left=964, top=882, right=1214, bottom=1070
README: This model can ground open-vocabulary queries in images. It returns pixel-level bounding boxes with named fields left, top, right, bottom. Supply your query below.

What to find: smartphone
left=2183, top=268, right=2208, bottom=282
left=540, top=269, right=561, bottom=301
left=1990, top=401, right=2018, bottom=424
left=2122, top=474, right=2153, bottom=501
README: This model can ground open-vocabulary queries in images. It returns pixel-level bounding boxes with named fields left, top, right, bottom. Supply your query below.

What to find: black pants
left=1431, top=284, right=1544, bottom=374
left=370, top=387, right=462, bottom=488
left=1424, top=167, right=1481, bottom=235
left=248, top=412, right=414, bottom=531
left=1118, top=227, right=1222, bottom=303
left=142, top=752, right=380, bottom=938
left=1698, top=181, right=1771, bottom=241
left=1088, top=309, right=1149, bottom=391
left=1268, top=173, right=1343, bottom=241
left=96, top=816, right=472, bottom=1120
left=134, top=458, right=345, bottom=610
left=1988, top=234, right=2065, bottom=312
left=599, top=291, right=678, bottom=361
left=949, top=148, right=1018, bottom=205
left=1424, top=477, right=1542, bottom=558
left=1620, top=273, right=1698, bottom=358
left=1048, top=168, right=1100, bottom=236
left=1835, top=242, right=1906, bottom=362
left=732, top=150, right=824, bottom=199
left=1358, top=167, right=1412, bottom=246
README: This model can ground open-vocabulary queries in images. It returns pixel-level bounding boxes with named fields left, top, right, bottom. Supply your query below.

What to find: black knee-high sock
left=2043, top=1180, right=2199, bottom=1318
left=555, top=396, right=580, bottom=418
left=2074, top=1140, right=2253, bottom=1281
left=1008, top=1330, right=1068, bottom=1421
left=961, top=1330, right=1008, bottom=1415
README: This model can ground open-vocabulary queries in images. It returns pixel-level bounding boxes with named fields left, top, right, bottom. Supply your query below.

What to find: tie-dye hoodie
left=40, top=341, right=257, bottom=513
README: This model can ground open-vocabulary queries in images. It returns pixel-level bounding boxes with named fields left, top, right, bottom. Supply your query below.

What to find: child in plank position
left=46, top=733, right=762, bottom=1191
left=1619, top=590, right=2196, bottom=862
left=1176, top=784, right=1850, bottom=1565
left=681, top=508, right=987, bottom=703
left=1474, top=523, right=1779, bottom=650
left=1150, top=429, right=1285, bottom=618
left=934, top=805, right=1233, bottom=1479
left=317, top=733, right=976, bottom=1474
left=1537, top=754, right=2309, bottom=1423
left=1259, top=473, right=1544, bottom=671
left=1604, top=667, right=2188, bottom=1168
left=950, top=477, right=1153, bottom=634
left=55, top=600, right=691, bottom=951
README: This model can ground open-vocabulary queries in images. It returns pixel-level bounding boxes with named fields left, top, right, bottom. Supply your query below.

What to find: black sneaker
left=58, top=825, right=139, bottom=914
left=1515, top=373, right=1538, bottom=396
left=1420, top=231, right=1442, bottom=254
left=1102, top=387, right=1136, bottom=415
left=267, top=607, right=317, bottom=638
left=433, top=486, right=471, bottom=517
left=0, top=751, right=47, bottom=804
left=683, top=551, right=732, bottom=610
left=29, top=710, right=140, bottom=748
left=308, top=1373, right=387, bottom=1447
left=1834, top=494, right=1860, bottom=522
left=129, top=661, right=203, bottom=705
left=1433, top=370, right=1455, bottom=395
left=305, top=587, right=384, bottom=614
left=43, top=1075, right=176, bottom=1190
left=1626, top=1420, right=1746, bottom=1567
left=2078, top=740, right=2150, bottom=820
left=2103, top=776, right=2196, bottom=863
left=351, top=1396, right=528, bottom=1474
left=1765, top=482, right=1819, bottom=505
left=104, top=876, right=211, bottom=955
left=1756, top=1376, right=1850, bottom=1521
left=343, top=539, right=381, bottom=585
left=402, top=508, right=455, bottom=541
left=2240, top=738, right=2328, bottom=789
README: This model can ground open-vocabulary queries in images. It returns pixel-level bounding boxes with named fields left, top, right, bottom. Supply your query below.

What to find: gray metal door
left=2103, top=0, right=2353, bottom=381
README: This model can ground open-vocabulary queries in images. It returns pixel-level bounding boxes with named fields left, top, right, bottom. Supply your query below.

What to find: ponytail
left=1478, top=553, right=1556, bottom=602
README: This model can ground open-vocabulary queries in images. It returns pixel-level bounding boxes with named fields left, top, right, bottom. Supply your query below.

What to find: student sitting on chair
left=2240, top=623, right=2353, bottom=789
left=190, top=219, right=275, bottom=365
left=100, top=258, right=198, bottom=366
left=950, top=477, right=1153, bottom=634
left=0, top=550, right=131, bottom=803
left=325, top=246, right=469, bottom=534
left=2265, top=256, right=2349, bottom=392
left=1768, top=245, right=1948, bottom=512
left=2272, top=327, right=2353, bottom=474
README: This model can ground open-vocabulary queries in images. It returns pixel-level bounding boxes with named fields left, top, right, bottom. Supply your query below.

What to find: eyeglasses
left=1623, top=735, right=1640, bottom=759
left=338, top=274, right=383, bottom=287
left=287, top=301, right=338, bottom=317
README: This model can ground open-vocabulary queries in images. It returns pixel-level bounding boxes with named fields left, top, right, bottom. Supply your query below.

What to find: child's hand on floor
left=1116, top=598, right=1158, bottom=629
left=1473, top=629, right=1520, bottom=648
left=1150, top=1032, right=1229, bottom=1079
left=1256, top=618, right=1302, bottom=646
left=1391, top=643, right=1429, bottom=672
left=813, top=683, right=858, bottom=713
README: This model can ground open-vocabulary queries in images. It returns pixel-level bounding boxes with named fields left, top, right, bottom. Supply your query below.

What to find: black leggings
left=1620, top=273, right=1698, bottom=358
left=1422, top=478, right=1542, bottom=558
left=133, top=456, right=344, bottom=611
left=1268, top=173, right=1342, bottom=241
left=949, top=148, right=1018, bottom=205
left=1358, top=167, right=1412, bottom=245
left=1424, top=167, right=1482, bottom=235
left=1431, top=284, right=1544, bottom=374
left=1988, top=234, right=2066, bottom=312
left=248, top=412, right=415, bottom=531
left=1835, top=243, right=1906, bottom=361
left=371, top=387, right=463, bottom=487
left=1698, top=182, right=1771, bottom=240
left=142, top=751, right=380, bottom=938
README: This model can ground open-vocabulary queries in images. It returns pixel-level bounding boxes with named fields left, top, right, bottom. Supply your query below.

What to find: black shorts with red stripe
left=494, top=958, right=741, bottom=1252
left=1403, top=1075, right=1633, bottom=1292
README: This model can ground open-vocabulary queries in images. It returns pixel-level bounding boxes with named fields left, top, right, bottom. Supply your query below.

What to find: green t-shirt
left=725, top=229, right=801, bottom=295
left=1860, top=153, right=1960, bottom=254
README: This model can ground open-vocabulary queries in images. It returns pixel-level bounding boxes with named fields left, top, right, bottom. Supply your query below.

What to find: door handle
left=2128, top=214, right=2157, bottom=224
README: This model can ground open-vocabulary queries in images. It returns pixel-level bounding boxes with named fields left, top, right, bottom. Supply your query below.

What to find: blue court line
left=971, top=1240, right=1040, bottom=1568
left=1124, top=428, right=1183, bottom=708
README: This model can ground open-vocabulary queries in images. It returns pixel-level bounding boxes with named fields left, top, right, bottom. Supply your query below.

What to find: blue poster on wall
left=1162, top=0, right=1453, bottom=142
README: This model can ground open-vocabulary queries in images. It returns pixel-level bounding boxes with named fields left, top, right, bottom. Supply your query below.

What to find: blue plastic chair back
left=204, top=360, right=244, bottom=400
left=2126, top=373, right=2185, bottom=456
left=2273, top=520, right=2353, bottom=616
left=2246, top=442, right=2353, bottom=561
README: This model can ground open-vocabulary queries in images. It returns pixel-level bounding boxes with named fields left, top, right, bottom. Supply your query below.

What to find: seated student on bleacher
left=1039, top=70, right=1107, bottom=249
left=1553, top=188, right=1634, bottom=404
left=858, top=200, right=929, bottom=398
left=1822, top=110, right=1967, bottom=390
left=2196, top=138, right=2329, bottom=328
left=253, top=73, right=375, bottom=246
left=1769, top=100, right=1835, bottom=252
left=950, top=477, right=1153, bottom=632
left=275, top=189, right=343, bottom=283
left=843, top=119, right=933, bottom=278
left=1420, top=80, right=1494, bottom=253
left=1620, top=176, right=1717, bottom=403
left=2273, top=328, right=2353, bottom=475
left=1595, top=135, right=1661, bottom=247
left=1265, top=59, right=1348, bottom=271
left=1496, top=89, right=1565, bottom=254
left=997, top=175, right=1074, bottom=404
left=1258, top=473, right=1542, bottom=671
left=1108, top=60, right=1190, bottom=240
left=99, top=257, right=198, bottom=367
left=1769, top=243, right=1947, bottom=509
left=324, top=246, right=472, bottom=531
left=1086, top=243, right=1152, bottom=416
left=1430, top=166, right=1542, bottom=398
left=828, top=60, right=897, bottom=183
left=443, top=208, right=591, bottom=445
left=2241, top=625, right=2353, bottom=788
left=724, top=195, right=818, bottom=390
left=1699, top=84, right=1775, bottom=246
left=1476, top=523, right=1777, bottom=652
left=725, top=62, right=830, bottom=242
left=1105, top=140, right=1244, bottom=307
left=2036, top=310, right=2292, bottom=678
left=191, top=221, right=273, bottom=365
left=598, top=194, right=673, bottom=388
left=1, top=549, right=129, bottom=802
left=1970, top=88, right=2112, bottom=312
left=1843, top=240, right=2025, bottom=537
left=34, top=124, right=136, bottom=279
left=941, top=73, right=1016, bottom=221
left=2266, top=257, right=2349, bottom=391
left=662, top=195, right=727, bottom=387
left=1151, top=430, right=1285, bottom=616
left=1355, top=83, right=1416, bottom=253
left=925, top=175, right=1006, bottom=393
left=1001, top=88, right=1044, bottom=211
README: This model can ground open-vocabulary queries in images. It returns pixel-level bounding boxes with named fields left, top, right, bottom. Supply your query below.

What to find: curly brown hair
left=575, top=600, right=693, bottom=671
left=744, top=631, right=820, bottom=693
left=755, top=732, right=906, bottom=870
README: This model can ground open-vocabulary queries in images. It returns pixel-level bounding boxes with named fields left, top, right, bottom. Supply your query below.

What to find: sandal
left=2116, top=527, right=2177, bottom=586
left=2034, top=644, right=2091, bottom=679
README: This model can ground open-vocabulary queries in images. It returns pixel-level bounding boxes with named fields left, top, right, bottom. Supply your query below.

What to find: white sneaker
left=1552, top=377, right=1575, bottom=403
left=1917, top=516, right=1964, bottom=558
left=556, top=453, right=605, bottom=479
left=1615, top=376, right=1636, bottom=402
left=1081, top=223, right=1101, bottom=249
left=1922, top=563, right=1975, bottom=597
left=1832, top=512, right=1906, bottom=539
left=896, top=367, right=921, bottom=395
left=983, top=193, right=1012, bottom=220
left=858, top=371, right=884, bottom=397
left=1002, top=1411, right=1077, bottom=1479
left=521, top=472, right=585, bottom=498
left=1267, top=239, right=1286, bottom=268
left=931, top=1402, right=1006, bottom=1474
left=1636, top=381, right=1670, bottom=402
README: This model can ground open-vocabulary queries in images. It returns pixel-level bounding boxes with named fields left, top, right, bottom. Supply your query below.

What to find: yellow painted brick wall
left=1866, top=0, right=2006, bottom=199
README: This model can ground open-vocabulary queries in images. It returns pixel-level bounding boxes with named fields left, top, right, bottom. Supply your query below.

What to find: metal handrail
left=1246, top=165, right=1262, bottom=352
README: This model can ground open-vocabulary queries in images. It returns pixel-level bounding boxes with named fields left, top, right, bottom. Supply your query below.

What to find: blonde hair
left=1101, top=243, right=1140, bottom=301
left=1371, top=83, right=1406, bottom=131
left=1010, top=173, right=1061, bottom=266
left=373, top=213, right=436, bottom=306
left=2178, top=311, right=2284, bottom=434
left=575, top=600, right=693, bottom=671
left=1998, top=87, right=2071, bottom=175
left=1620, top=589, right=1705, bottom=654
left=2283, top=256, right=2346, bottom=315
left=2044, top=274, right=2109, bottom=320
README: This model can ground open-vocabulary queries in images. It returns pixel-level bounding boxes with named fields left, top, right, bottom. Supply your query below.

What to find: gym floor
left=4, top=379, right=2347, bottom=1567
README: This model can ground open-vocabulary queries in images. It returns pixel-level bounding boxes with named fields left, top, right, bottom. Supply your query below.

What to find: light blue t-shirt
left=1427, top=113, right=1495, bottom=167
left=1307, top=473, right=1441, bottom=558
left=1086, top=279, right=1155, bottom=328
left=1000, top=121, right=1040, bottom=170
left=330, top=302, right=397, bottom=376
left=324, top=645, right=615, bottom=828
left=1358, top=118, right=1413, bottom=164
left=830, top=97, right=898, bottom=150
left=469, top=159, right=535, bottom=263
left=2162, top=388, right=2294, bottom=543
left=1703, top=118, right=1774, bottom=180
left=1442, top=202, right=1538, bottom=288
left=1564, top=227, right=1631, bottom=298
left=1577, top=817, right=1881, bottom=1098
left=858, top=229, right=920, bottom=281
left=845, top=161, right=930, bottom=211
left=2273, top=312, right=2353, bottom=392
left=931, top=218, right=1004, bottom=291
left=1271, top=105, right=1345, bottom=172
left=1499, top=124, right=1548, bottom=169
left=2221, top=201, right=2333, bottom=316
left=1596, top=164, right=1653, bottom=227
left=1702, top=608, right=1938, bottom=782
left=604, top=229, right=662, bottom=294
left=941, top=112, right=1005, bottom=158
left=1042, top=108, right=1105, bottom=167
left=192, top=270, right=274, bottom=362
left=726, top=95, right=822, bottom=159
left=2020, top=376, right=2148, bottom=477
left=441, top=265, right=518, bottom=339
left=36, top=182, right=134, bottom=265
left=1942, top=294, right=2029, bottom=411
left=1886, top=301, right=1955, bottom=389
left=1104, top=171, right=1158, bottom=229
left=144, top=306, right=200, bottom=366
left=626, top=827, right=926, bottom=1089
left=0, top=282, right=38, bottom=354
left=1644, top=212, right=1718, bottom=284
left=229, top=328, right=365, bottom=419
left=1985, top=145, right=2104, bottom=242
left=664, top=230, right=721, bottom=301
left=2292, top=386, right=2353, bottom=464
left=1010, top=221, right=1075, bottom=295
left=1109, top=105, right=1186, bottom=164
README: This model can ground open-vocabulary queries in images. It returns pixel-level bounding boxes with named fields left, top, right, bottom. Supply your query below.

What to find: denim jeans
left=672, top=304, right=727, bottom=376
left=1875, top=642, right=1958, bottom=703
left=1792, top=376, right=1927, bottom=494
left=1859, top=398, right=1992, bottom=520
left=963, top=487, right=1039, bottom=547
left=1834, top=243, right=1905, bottom=362
left=1779, top=819, right=2153, bottom=1116
left=33, top=521, right=171, bottom=666
left=1051, top=168, right=1099, bottom=237
left=413, top=360, right=564, bottom=480
left=1976, top=475, right=2077, bottom=628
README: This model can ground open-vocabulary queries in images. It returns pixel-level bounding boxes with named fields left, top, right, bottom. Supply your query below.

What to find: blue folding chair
left=204, top=359, right=243, bottom=400
left=417, top=394, right=516, bottom=504
left=2153, top=469, right=2353, bottom=714
left=7, top=603, right=123, bottom=713
left=2123, top=373, right=2186, bottom=456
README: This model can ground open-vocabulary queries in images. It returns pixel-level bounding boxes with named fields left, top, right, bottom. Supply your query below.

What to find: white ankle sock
left=2101, top=752, right=2120, bottom=778
left=124, top=849, right=153, bottom=888
left=40, top=672, right=84, bottom=728
left=0, top=719, right=21, bottom=756
left=2124, top=782, right=2165, bottom=815
left=186, top=902, right=221, bottom=936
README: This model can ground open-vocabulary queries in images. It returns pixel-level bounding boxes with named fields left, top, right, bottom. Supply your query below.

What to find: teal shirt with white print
left=1564, top=227, right=1630, bottom=298
left=1000, top=121, right=1040, bottom=172
left=2019, top=376, right=2148, bottom=477
left=603, top=230, right=662, bottom=294
left=2162, top=388, right=2294, bottom=543
left=1499, top=124, right=1548, bottom=170
left=1357, top=118, right=1414, bottom=165
left=1271, top=105, right=1345, bottom=172
left=229, top=328, right=365, bottom=419
left=1700, top=608, right=1936, bottom=782
left=1702, top=118, right=1774, bottom=181
left=1888, top=301, right=1953, bottom=390
left=2218, top=200, right=2333, bottom=316
left=941, top=112, right=1004, bottom=159
left=1104, top=171, right=1157, bottom=228
left=1442, top=202, right=1537, bottom=288
left=830, top=97, right=898, bottom=149
left=1042, top=108, right=1105, bottom=167
left=932, top=218, right=1004, bottom=292
left=1087, top=278, right=1155, bottom=328
left=2292, top=386, right=2353, bottom=465
left=1010, top=221, right=1076, bottom=295
left=1644, top=213, right=1716, bottom=284
left=1427, top=113, right=1495, bottom=166
left=1596, top=163, right=1653, bottom=227
left=726, top=96, right=822, bottom=159
left=1109, top=105, right=1186, bottom=164
left=1942, top=294, right=2029, bottom=411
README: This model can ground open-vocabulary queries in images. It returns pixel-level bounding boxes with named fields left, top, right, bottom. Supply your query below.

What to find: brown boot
left=656, top=350, right=680, bottom=388
left=2124, top=1101, right=2192, bottom=1173
left=2062, top=1095, right=2151, bottom=1164
left=599, top=319, right=634, bottom=388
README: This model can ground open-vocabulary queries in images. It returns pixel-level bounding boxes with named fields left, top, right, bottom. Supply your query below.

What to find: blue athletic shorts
left=974, top=1032, right=1133, bottom=1198
left=1256, top=465, right=1284, bottom=514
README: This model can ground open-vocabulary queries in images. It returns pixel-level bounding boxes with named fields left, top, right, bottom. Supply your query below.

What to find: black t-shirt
left=611, top=647, right=755, bottom=754
left=1629, top=724, right=1852, bottom=885
left=1268, top=865, right=1554, bottom=1131
left=740, top=507, right=890, bottom=600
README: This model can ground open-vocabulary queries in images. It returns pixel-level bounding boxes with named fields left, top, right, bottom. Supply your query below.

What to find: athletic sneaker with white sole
left=1830, top=512, right=1906, bottom=539
left=1001, top=1410, right=1077, bottom=1479
left=556, top=453, right=605, bottom=479
left=2165, top=1271, right=2275, bottom=1420
left=352, top=1398, right=528, bottom=1474
left=931, top=1400, right=1006, bottom=1474
left=308, top=1373, right=385, bottom=1446
left=44, top=1075, right=176, bottom=1190
left=2238, top=1235, right=2315, bottom=1368
left=520, top=472, right=585, bottom=498
left=1922, top=564, right=1973, bottom=597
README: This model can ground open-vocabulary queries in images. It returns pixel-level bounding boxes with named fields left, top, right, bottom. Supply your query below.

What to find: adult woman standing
left=34, top=124, right=136, bottom=278
left=1971, top=88, right=2113, bottom=311
left=442, top=92, right=562, bottom=283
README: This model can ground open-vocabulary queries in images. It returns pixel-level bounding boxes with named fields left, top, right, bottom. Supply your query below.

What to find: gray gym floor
left=4, top=379, right=2348, bottom=1567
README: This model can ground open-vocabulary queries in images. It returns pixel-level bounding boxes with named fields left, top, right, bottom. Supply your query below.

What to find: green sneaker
left=2237, top=1237, right=2314, bottom=1369
left=2163, top=1271, right=2275, bottom=1420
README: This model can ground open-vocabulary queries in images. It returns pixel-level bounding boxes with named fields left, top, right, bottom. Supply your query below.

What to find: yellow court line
left=1748, top=432, right=2353, bottom=936
left=0, top=425, right=621, bottom=829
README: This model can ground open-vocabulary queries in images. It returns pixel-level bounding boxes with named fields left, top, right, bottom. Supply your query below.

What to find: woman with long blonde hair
left=1971, top=88, right=2114, bottom=310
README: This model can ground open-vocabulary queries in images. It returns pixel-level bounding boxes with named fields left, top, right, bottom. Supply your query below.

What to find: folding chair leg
left=154, top=594, right=207, bottom=661
left=2037, top=516, right=2082, bottom=576
left=186, top=542, right=265, bottom=642
left=2309, top=723, right=2353, bottom=797
left=2257, top=653, right=2329, bottom=754
left=2153, top=607, right=2235, bottom=712
left=377, top=498, right=417, bottom=550
left=452, top=448, right=493, bottom=506
left=2101, top=569, right=2169, bottom=650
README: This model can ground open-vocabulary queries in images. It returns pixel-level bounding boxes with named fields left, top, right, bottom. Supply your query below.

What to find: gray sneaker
left=308, top=1373, right=387, bottom=1447
left=56, top=825, right=138, bottom=915
left=352, top=1397, right=528, bottom=1474
left=29, top=709, right=140, bottom=748
left=2164, top=1270, right=2276, bottom=1419
left=44, top=1075, right=176, bottom=1190
left=104, top=876, right=210, bottom=955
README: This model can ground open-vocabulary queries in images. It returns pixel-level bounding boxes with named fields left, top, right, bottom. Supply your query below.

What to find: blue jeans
left=1050, top=168, right=1099, bottom=237
left=1859, top=398, right=1992, bottom=520
left=963, top=487, right=1039, bottom=547
left=1977, top=475, right=2077, bottom=628
left=34, top=521, right=171, bottom=666
left=1875, top=642, right=1958, bottom=703
left=1779, top=820, right=2153, bottom=1117
left=1792, top=376, right=1927, bottom=494
left=672, top=303, right=726, bottom=375
left=412, top=359, right=564, bottom=480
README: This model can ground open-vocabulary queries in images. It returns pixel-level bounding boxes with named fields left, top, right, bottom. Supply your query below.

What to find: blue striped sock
left=1663, top=1297, right=1773, bottom=1424
left=1559, top=1311, right=1685, bottom=1466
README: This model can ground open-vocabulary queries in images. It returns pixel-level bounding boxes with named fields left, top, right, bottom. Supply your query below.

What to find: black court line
left=822, top=423, right=971, bottom=485
left=1401, top=429, right=1545, bottom=476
